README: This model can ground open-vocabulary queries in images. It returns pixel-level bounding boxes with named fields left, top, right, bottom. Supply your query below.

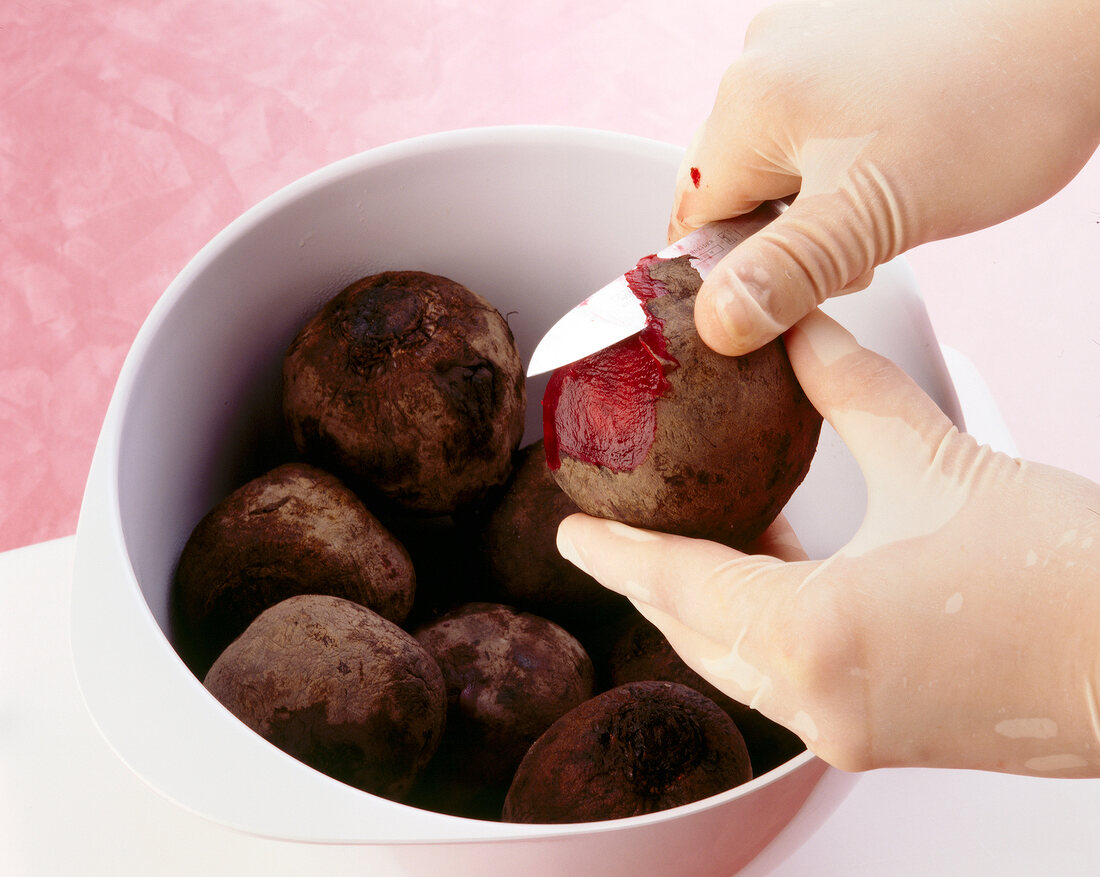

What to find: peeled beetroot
left=543, top=254, right=821, bottom=548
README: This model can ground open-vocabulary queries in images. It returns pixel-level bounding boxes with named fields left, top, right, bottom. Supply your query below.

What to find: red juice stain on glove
left=690, top=167, right=701, bottom=188
left=543, top=256, right=679, bottom=472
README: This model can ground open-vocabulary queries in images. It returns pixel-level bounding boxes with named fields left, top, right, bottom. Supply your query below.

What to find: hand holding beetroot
left=558, top=311, right=1100, bottom=777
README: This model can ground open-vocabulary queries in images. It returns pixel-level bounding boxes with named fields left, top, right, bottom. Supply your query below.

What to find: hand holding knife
left=526, top=201, right=785, bottom=377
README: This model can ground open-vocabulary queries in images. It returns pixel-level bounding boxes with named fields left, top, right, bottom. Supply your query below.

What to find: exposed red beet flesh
left=542, top=255, right=679, bottom=472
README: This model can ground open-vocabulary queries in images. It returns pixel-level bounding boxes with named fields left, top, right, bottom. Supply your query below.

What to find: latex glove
left=556, top=310, right=1100, bottom=776
left=675, top=0, right=1100, bottom=355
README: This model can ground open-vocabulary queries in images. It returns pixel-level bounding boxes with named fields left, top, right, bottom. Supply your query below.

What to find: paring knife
left=526, top=201, right=785, bottom=377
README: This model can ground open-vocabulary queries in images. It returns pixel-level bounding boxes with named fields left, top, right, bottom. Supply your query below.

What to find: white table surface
left=3, top=533, right=1100, bottom=876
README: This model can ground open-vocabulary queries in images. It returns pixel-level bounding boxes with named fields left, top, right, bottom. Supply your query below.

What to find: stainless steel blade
left=526, top=201, right=784, bottom=376
left=525, top=274, right=647, bottom=378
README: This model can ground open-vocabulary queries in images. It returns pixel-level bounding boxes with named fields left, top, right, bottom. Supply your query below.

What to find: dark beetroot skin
left=502, top=681, right=752, bottom=824
left=542, top=254, right=821, bottom=549
left=172, top=462, right=416, bottom=677
left=411, top=602, right=595, bottom=817
left=479, top=440, right=633, bottom=630
left=203, top=595, right=446, bottom=803
left=609, top=613, right=806, bottom=777
left=283, top=271, right=526, bottom=515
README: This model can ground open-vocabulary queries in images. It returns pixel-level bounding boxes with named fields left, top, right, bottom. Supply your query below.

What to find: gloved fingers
left=836, top=267, right=875, bottom=295
left=668, top=96, right=801, bottom=243
left=556, top=512, right=857, bottom=751
left=629, top=598, right=779, bottom=714
left=669, top=153, right=798, bottom=243
left=556, top=512, right=800, bottom=654
left=631, top=597, right=873, bottom=769
left=783, top=308, right=957, bottom=496
left=692, top=177, right=905, bottom=356
left=742, top=512, right=809, bottom=563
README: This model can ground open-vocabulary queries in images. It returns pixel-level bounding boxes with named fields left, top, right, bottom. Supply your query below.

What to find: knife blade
left=526, top=201, right=785, bottom=377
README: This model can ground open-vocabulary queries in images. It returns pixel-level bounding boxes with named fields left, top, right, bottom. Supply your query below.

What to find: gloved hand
left=675, top=0, right=1100, bottom=355
left=556, top=310, right=1100, bottom=776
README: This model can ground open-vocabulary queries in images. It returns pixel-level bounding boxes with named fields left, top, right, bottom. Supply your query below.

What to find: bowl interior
left=73, top=126, right=960, bottom=849
left=117, top=128, right=686, bottom=637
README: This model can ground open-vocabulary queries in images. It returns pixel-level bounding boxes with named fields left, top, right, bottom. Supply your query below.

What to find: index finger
left=669, top=67, right=801, bottom=241
left=555, top=513, right=798, bottom=647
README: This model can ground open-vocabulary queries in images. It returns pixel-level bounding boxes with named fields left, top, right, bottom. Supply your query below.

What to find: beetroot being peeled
left=542, top=253, right=821, bottom=548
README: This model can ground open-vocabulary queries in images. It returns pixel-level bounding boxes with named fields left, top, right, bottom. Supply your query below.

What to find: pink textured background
left=2, top=0, right=1097, bottom=553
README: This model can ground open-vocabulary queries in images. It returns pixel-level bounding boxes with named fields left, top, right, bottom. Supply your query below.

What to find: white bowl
left=71, top=126, right=962, bottom=876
